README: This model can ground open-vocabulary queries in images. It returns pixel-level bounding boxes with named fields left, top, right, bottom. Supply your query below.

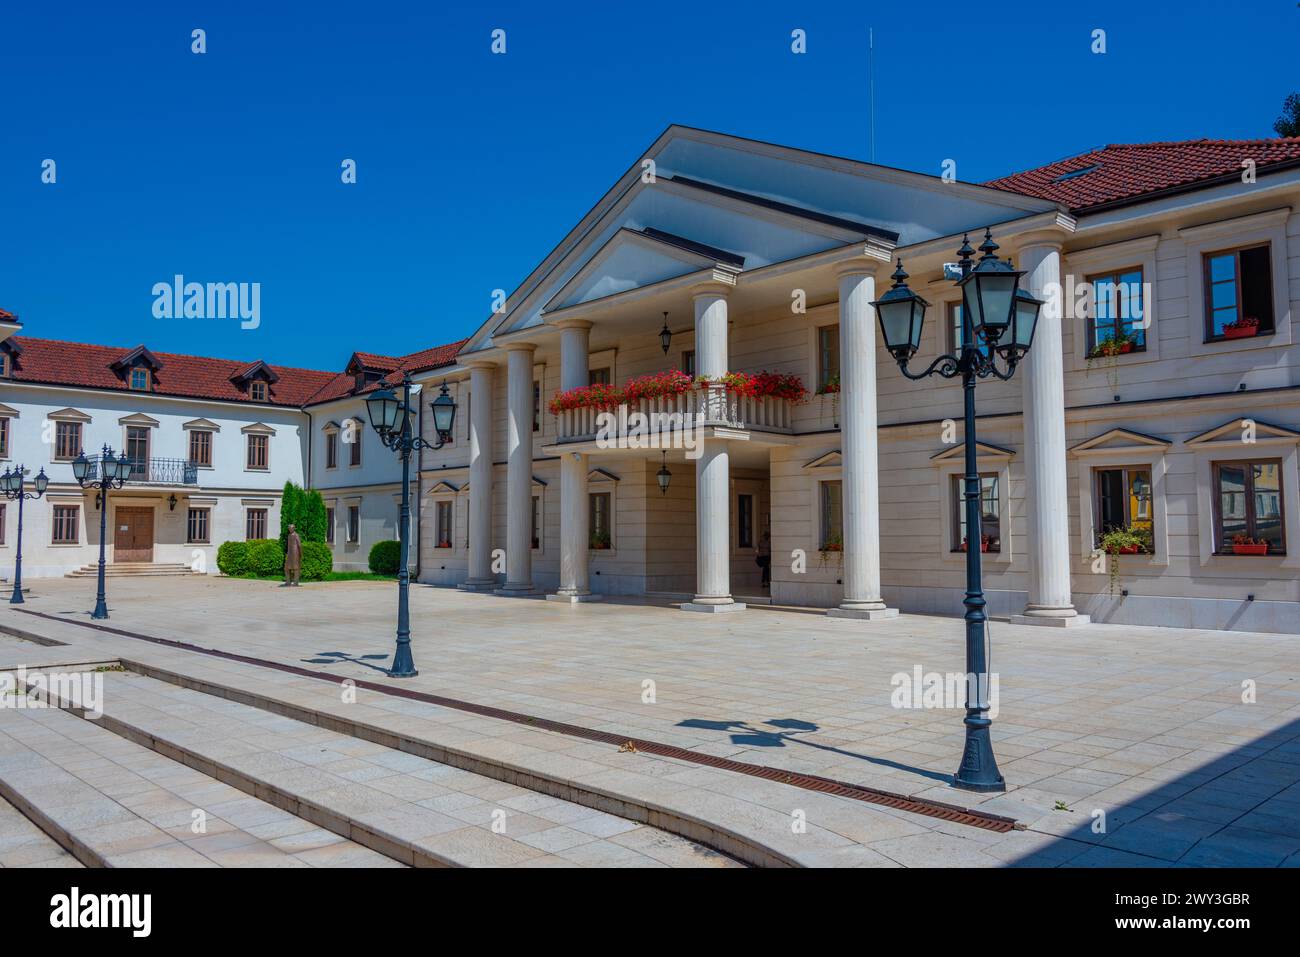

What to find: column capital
left=690, top=266, right=739, bottom=300
left=502, top=341, right=537, bottom=354
left=832, top=241, right=893, bottom=280
left=1012, top=213, right=1078, bottom=253
left=552, top=318, right=593, bottom=331
left=463, top=357, right=498, bottom=371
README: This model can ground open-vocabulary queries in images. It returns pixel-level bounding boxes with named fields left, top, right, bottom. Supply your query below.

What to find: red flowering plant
left=815, top=374, right=840, bottom=396
left=622, top=369, right=694, bottom=402
left=695, top=371, right=809, bottom=402
left=547, top=382, right=625, bottom=415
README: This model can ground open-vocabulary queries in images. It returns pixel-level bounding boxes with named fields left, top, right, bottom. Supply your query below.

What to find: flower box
left=1231, top=543, right=1270, bottom=555
left=958, top=540, right=990, bottom=553
left=1222, top=325, right=1258, bottom=340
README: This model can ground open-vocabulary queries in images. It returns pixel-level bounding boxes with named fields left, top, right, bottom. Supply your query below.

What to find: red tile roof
left=984, top=138, right=1300, bottom=212
left=1, top=335, right=465, bottom=409
left=303, top=340, right=467, bottom=406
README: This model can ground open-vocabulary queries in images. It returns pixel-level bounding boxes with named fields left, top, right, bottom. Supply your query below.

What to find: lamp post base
left=388, top=644, right=418, bottom=679
left=952, top=722, right=1006, bottom=792
left=92, top=602, right=109, bottom=620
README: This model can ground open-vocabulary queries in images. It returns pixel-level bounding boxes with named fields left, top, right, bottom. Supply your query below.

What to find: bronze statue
left=284, top=523, right=302, bottom=586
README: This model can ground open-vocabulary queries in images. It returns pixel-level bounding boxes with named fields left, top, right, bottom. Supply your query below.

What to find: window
left=186, top=508, right=210, bottom=544
left=188, top=429, right=212, bottom=467
left=681, top=350, right=695, bottom=377
left=125, top=426, right=150, bottom=480
left=0, top=503, right=5, bottom=545
left=737, top=494, right=754, bottom=549
left=589, top=492, right=612, bottom=550
left=1204, top=244, right=1275, bottom=340
left=817, top=325, right=839, bottom=389
left=246, top=434, right=269, bottom=470
left=532, top=381, right=541, bottom=432
left=54, top=421, right=82, bottom=460
left=349, top=427, right=362, bottom=467
left=531, top=494, right=541, bottom=550
left=435, top=500, right=453, bottom=548
left=1094, top=467, right=1153, bottom=550
left=588, top=367, right=611, bottom=386
left=1087, top=268, right=1146, bottom=355
left=1213, top=460, right=1284, bottom=555
left=819, top=481, right=842, bottom=550
left=346, top=505, right=360, bottom=543
left=250, top=380, right=268, bottom=402
left=326, top=506, right=335, bottom=544
left=52, top=504, right=79, bottom=544
left=0, top=353, right=7, bottom=377
left=325, top=431, right=338, bottom=469
left=951, top=474, right=1001, bottom=552
left=245, top=508, right=267, bottom=540
left=948, top=302, right=991, bottom=358
left=0, top=416, right=8, bottom=458
left=130, top=368, right=150, bottom=391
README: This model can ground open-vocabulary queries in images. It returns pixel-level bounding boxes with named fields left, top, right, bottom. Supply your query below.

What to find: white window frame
left=588, top=469, right=617, bottom=557
left=1070, top=429, right=1171, bottom=568
left=931, top=443, right=1014, bottom=566
left=1065, top=234, right=1161, bottom=372
left=1180, top=208, right=1292, bottom=357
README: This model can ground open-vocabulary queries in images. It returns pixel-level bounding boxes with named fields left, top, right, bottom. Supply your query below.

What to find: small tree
left=299, top=488, right=328, bottom=543
left=279, top=481, right=302, bottom=550
left=1275, top=93, right=1300, bottom=138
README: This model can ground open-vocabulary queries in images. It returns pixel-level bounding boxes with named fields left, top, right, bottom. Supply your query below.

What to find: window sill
left=1212, top=551, right=1285, bottom=558
left=1204, top=332, right=1273, bottom=345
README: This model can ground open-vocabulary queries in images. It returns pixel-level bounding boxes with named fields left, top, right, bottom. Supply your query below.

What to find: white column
left=682, top=282, right=744, bottom=613
left=827, top=263, right=898, bottom=621
left=549, top=322, right=599, bottom=603
left=496, top=343, right=537, bottom=594
left=460, top=361, right=496, bottom=590
left=1011, top=242, right=1089, bottom=626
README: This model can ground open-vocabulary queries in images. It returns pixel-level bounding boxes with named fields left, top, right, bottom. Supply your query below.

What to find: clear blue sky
left=2, top=0, right=1295, bottom=371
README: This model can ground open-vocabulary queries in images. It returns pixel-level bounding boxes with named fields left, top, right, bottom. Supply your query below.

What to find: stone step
left=67, top=564, right=199, bottom=579
left=0, top=705, right=402, bottom=867
left=29, top=670, right=743, bottom=868
left=0, top=792, right=82, bottom=867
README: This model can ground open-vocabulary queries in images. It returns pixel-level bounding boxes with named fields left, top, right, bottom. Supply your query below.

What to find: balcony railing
left=84, top=455, right=198, bottom=486
left=555, top=384, right=794, bottom=443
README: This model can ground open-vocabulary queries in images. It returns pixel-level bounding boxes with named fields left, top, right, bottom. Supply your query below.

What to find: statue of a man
left=284, top=523, right=302, bottom=586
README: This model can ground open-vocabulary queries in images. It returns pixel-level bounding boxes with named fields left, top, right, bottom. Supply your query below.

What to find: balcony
left=555, top=383, right=795, bottom=444
left=84, top=455, right=198, bottom=486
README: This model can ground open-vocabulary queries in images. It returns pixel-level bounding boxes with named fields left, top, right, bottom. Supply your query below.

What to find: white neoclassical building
left=412, top=126, right=1300, bottom=635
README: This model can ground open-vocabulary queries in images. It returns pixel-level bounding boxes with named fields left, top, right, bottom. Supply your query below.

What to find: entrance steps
left=66, top=563, right=199, bottom=579
left=0, top=705, right=398, bottom=867
left=20, top=669, right=741, bottom=868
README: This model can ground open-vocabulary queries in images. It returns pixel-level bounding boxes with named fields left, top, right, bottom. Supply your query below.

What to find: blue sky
left=2, top=0, right=1295, bottom=371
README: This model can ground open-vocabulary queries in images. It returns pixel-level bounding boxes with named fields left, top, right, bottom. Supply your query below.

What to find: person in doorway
left=284, top=523, right=302, bottom=586
left=756, top=530, right=771, bottom=590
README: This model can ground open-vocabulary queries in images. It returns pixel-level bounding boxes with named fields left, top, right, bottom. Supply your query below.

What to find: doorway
left=114, top=506, right=155, bottom=563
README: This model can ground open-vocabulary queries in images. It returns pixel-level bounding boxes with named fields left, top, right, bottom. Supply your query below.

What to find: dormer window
left=130, top=368, right=150, bottom=391
left=0, top=353, right=8, bottom=377
left=250, top=381, right=267, bottom=402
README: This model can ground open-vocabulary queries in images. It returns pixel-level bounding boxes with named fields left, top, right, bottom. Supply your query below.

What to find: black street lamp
left=1, top=465, right=49, bottom=604
left=72, top=445, right=131, bottom=619
left=365, top=373, right=456, bottom=678
left=873, top=229, right=1042, bottom=793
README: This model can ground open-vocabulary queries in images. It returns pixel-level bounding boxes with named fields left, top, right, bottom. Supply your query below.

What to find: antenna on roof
left=868, top=27, right=876, bottom=163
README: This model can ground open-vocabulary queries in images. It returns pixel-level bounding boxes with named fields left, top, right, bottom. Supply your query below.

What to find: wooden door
left=114, top=507, right=154, bottom=563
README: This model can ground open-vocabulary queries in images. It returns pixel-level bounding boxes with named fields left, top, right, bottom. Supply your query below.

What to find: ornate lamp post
left=1, top=465, right=49, bottom=604
left=873, top=229, right=1043, bottom=792
left=72, top=445, right=131, bottom=620
left=365, top=373, right=456, bottom=678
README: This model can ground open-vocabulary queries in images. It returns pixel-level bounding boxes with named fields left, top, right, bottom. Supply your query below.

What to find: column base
left=826, top=603, right=899, bottom=621
left=493, top=584, right=539, bottom=597
left=458, top=580, right=497, bottom=593
left=680, top=600, right=747, bottom=614
left=1009, top=611, right=1091, bottom=628
left=546, top=592, right=602, bottom=604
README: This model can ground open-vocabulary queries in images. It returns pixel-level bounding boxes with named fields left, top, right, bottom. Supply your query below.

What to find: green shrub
left=300, top=541, right=333, bottom=581
left=279, top=482, right=301, bottom=550
left=368, top=540, right=401, bottom=575
left=246, top=538, right=285, bottom=577
left=216, top=541, right=249, bottom=577
left=299, top=489, right=328, bottom=543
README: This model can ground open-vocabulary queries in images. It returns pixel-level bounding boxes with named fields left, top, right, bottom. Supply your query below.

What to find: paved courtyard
left=3, top=575, right=1300, bottom=867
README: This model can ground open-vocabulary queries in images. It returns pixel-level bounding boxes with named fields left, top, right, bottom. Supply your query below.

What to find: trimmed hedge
left=216, top=540, right=249, bottom=577
left=300, top=541, right=332, bottom=581
left=368, top=540, right=401, bottom=575
left=246, top=539, right=285, bottom=577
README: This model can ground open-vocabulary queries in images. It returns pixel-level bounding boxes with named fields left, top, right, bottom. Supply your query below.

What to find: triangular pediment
left=182, top=418, right=222, bottom=432
left=428, top=480, right=460, bottom=494
left=1186, top=419, right=1300, bottom=446
left=930, top=441, right=1015, bottom=462
left=1069, top=428, right=1171, bottom=455
left=802, top=450, right=842, bottom=469
left=48, top=407, right=92, bottom=423
left=588, top=468, right=619, bottom=483
left=118, top=412, right=160, bottom=427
